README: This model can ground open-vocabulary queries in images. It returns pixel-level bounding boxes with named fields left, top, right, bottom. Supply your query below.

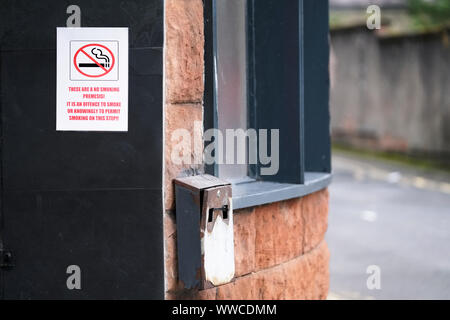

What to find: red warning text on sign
left=66, top=86, right=122, bottom=121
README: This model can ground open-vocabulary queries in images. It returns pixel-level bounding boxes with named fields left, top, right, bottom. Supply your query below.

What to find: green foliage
left=408, top=0, right=450, bottom=28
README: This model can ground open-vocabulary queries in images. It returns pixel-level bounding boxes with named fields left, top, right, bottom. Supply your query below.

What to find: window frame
left=204, top=0, right=332, bottom=210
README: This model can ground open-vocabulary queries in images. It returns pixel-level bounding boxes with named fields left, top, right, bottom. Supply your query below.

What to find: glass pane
left=216, top=0, right=248, bottom=180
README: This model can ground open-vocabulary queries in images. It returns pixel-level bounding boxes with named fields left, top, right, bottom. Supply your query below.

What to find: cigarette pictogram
left=73, top=43, right=115, bottom=78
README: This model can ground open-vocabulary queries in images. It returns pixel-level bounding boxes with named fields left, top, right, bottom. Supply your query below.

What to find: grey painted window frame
left=204, top=0, right=331, bottom=210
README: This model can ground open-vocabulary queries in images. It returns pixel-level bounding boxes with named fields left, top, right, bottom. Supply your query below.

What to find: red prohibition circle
left=73, top=43, right=115, bottom=78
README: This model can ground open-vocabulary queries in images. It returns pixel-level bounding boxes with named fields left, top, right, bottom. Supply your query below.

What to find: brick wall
left=164, top=0, right=330, bottom=300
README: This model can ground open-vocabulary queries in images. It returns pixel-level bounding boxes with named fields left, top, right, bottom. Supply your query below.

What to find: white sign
left=56, top=28, right=128, bottom=131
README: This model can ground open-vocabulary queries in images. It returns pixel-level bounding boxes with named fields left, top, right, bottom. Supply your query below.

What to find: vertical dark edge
left=203, top=0, right=218, bottom=177
left=304, top=0, right=331, bottom=173
left=175, top=185, right=202, bottom=289
left=299, top=0, right=305, bottom=184
left=252, top=0, right=302, bottom=184
left=160, top=0, right=165, bottom=299
left=247, top=0, right=258, bottom=180
left=0, top=41, right=3, bottom=299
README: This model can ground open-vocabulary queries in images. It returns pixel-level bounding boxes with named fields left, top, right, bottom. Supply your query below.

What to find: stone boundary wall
left=330, top=27, right=450, bottom=158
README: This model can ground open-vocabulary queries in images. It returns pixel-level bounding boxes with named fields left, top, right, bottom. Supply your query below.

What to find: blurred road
left=327, top=151, right=450, bottom=300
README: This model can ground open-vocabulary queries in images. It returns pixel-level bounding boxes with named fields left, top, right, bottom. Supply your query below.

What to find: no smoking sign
left=57, top=28, right=128, bottom=131
left=70, top=41, right=119, bottom=81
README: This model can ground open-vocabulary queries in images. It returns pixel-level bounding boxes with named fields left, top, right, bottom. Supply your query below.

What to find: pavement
left=327, top=151, right=450, bottom=300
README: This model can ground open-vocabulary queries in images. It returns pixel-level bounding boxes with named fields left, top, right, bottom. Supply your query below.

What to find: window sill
left=232, top=172, right=332, bottom=210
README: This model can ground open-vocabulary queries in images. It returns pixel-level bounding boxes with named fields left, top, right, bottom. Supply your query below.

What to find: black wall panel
left=0, top=0, right=163, bottom=299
